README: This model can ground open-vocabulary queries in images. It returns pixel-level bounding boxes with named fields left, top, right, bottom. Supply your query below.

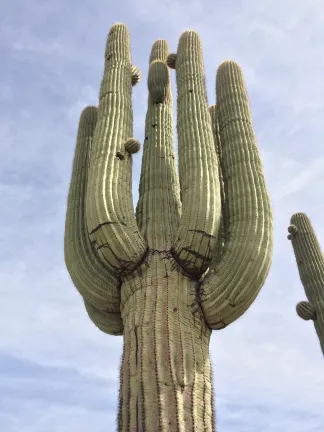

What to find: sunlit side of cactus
left=64, top=23, right=273, bottom=431
left=288, top=213, right=324, bottom=355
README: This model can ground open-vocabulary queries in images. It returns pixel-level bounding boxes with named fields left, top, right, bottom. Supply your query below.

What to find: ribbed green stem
left=64, top=106, right=123, bottom=335
left=171, top=31, right=222, bottom=278
left=136, top=40, right=181, bottom=250
left=200, top=61, right=273, bottom=329
left=86, top=24, right=147, bottom=274
left=288, top=213, right=324, bottom=355
left=118, top=254, right=215, bottom=432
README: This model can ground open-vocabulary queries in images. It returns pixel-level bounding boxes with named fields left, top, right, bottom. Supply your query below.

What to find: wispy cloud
left=1, top=0, right=324, bottom=430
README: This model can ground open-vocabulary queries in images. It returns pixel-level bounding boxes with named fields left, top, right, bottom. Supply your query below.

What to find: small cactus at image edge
left=287, top=213, right=324, bottom=356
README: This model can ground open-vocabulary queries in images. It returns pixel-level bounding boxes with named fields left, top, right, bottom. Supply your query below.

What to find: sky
left=1, top=0, right=324, bottom=430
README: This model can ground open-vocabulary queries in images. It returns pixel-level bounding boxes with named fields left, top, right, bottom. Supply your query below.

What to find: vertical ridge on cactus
left=64, top=23, right=273, bottom=431
left=288, top=213, right=324, bottom=355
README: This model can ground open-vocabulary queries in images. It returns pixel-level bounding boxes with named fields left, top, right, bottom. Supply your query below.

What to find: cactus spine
left=64, top=23, right=273, bottom=431
left=288, top=213, right=324, bottom=355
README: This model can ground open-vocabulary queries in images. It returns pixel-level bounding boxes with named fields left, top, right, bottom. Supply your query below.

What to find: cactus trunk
left=118, top=254, right=215, bottom=431
left=64, top=23, right=273, bottom=431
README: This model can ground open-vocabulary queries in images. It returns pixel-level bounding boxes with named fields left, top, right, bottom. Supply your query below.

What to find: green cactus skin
left=288, top=213, right=324, bottom=355
left=64, top=23, right=273, bottom=432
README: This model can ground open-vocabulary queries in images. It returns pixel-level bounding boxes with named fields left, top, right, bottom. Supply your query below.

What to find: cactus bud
left=288, top=224, right=298, bottom=235
left=125, top=138, right=141, bottom=154
left=296, top=301, right=317, bottom=321
left=167, top=53, right=177, bottom=69
left=131, top=65, right=141, bottom=86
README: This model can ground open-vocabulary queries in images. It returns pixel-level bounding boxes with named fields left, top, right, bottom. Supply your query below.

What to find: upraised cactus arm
left=64, top=106, right=123, bottom=335
left=287, top=213, right=324, bottom=355
left=85, top=24, right=148, bottom=274
left=199, top=61, right=273, bottom=329
left=167, top=32, right=222, bottom=278
left=136, top=40, right=181, bottom=251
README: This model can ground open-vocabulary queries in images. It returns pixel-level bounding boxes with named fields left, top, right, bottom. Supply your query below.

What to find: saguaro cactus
left=287, top=213, right=324, bottom=355
left=64, top=23, right=273, bottom=431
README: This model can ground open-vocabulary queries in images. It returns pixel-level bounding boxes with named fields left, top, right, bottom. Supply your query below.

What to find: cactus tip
left=217, top=60, right=244, bottom=80
left=148, top=60, right=169, bottom=104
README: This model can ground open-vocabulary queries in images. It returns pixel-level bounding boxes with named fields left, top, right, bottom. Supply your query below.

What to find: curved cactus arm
left=83, top=299, right=123, bottom=336
left=136, top=40, right=181, bottom=250
left=64, top=107, right=123, bottom=331
left=86, top=23, right=148, bottom=275
left=288, top=213, right=324, bottom=354
left=200, top=61, right=273, bottom=330
left=168, top=31, right=222, bottom=278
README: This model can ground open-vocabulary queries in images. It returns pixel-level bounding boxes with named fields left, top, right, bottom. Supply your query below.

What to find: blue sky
left=1, top=0, right=324, bottom=430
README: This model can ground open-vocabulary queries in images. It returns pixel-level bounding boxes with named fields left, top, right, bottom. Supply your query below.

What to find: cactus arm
left=86, top=23, right=147, bottom=274
left=136, top=40, right=181, bottom=250
left=64, top=106, right=123, bottom=335
left=288, top=213, right=324, bottom=354
left=168, top=31, right=222, bottom=278
left=200, top=61, right=273, bottom=329
left=84, top=299, right=123, bottom=336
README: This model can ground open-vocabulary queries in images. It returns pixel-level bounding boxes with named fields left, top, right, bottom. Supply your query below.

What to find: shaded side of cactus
left=288, top=213, right=324, bottom=355
left=64, top=23, right=273, bottom=431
